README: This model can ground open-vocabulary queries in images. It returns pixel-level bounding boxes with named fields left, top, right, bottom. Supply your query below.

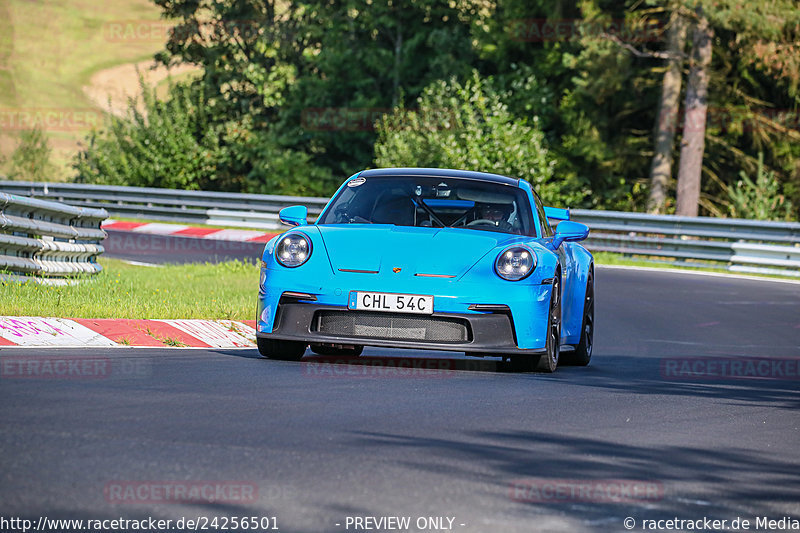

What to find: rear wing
left=543, top=206, right=570, bottom=221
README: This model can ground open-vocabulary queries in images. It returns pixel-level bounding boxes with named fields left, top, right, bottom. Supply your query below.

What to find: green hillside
left=0, top=0, right=167, bottom=179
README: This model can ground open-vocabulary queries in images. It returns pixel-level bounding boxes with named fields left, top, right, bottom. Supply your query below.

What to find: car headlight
left=494, top=246, right=536, bottom=281
left=275, top=233, right=312, bottom=268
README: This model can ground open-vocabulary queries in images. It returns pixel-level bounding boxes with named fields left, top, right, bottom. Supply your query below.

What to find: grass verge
left=592, top=252, right=735, bottom=273
left=592, top=251, right=797, bottom=280
left=0, top=258, right=258, bottom=320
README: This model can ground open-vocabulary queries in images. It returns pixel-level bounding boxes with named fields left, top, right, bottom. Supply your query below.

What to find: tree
left=675, top=4, right=712, bottom=216
left=374, top=72, right=578, bottom=204
left=647, top=7, right=687, bottom=214
left=153, top=0, right=304, bottom=125
left=280, top=0, right=480, bottom=176
left=9, top=126, right=54, bottom=181
left=153, top=0, right=480, bottom=178
left=74, top=79, right=333, bottom=195
left=486, top=0, right=697, bottom=211
left=74, top=81, right=224, bottom=190
left=569, top=0, right=799, bottom=218
left=684, top=0, right=800, bottom=217
left=75, top=0, right=799, bottom=218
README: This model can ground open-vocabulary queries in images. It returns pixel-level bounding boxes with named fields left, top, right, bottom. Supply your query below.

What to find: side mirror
left=552, top=221, right=589, bottom=249
left=279, top=205, right=308, bottom=227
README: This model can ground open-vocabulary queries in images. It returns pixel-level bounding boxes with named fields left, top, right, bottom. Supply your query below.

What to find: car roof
left=359, top=168, right=520, bottom=187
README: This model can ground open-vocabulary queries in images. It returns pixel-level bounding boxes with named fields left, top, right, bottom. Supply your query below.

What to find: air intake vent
left=314, top=311, right=470, bottom=343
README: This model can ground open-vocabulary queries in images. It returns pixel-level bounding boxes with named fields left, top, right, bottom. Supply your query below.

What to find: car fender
left=458, top=240, right=559, bottom=350
left=258, top=228, right=335, bottom=333
left=560, top=242, right=593, bottom=344
left=459, top=239, right=558, bottom=285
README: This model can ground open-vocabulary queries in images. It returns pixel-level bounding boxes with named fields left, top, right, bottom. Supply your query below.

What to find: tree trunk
left=647, top=9, right=687, bottom=214
left=392, top=19, right=403, bottom=108
left=675, top=6, right=713, bottom=217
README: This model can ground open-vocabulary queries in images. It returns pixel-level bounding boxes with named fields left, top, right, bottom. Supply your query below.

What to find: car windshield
left=317, top=175, right=535, bottom=236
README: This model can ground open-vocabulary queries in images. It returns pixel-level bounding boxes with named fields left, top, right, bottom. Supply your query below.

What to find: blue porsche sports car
left=256, top=168, right=594, bottom=372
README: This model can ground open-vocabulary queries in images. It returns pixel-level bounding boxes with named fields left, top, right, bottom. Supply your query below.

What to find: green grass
left=592, top=251, right=734, bottom=272
left=0, top=258, right=259, bottom=320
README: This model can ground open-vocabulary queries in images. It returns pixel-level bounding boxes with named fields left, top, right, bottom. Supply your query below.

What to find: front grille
left=313, top=311, right=471, bottom=343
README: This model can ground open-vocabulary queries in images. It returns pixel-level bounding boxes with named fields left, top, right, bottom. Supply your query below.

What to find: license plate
left=348, top=291, right=434, bottom=315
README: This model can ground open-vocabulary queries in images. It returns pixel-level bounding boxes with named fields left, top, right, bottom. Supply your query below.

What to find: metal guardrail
left=2, top=180, right=799, bottom=277
left=0, top=181, right=326, bottom=230
left=0, top=191, right=108, bottom=278
left=571, top=209, right=800, bottom=243
left=570, top=209, right=800, bottom=277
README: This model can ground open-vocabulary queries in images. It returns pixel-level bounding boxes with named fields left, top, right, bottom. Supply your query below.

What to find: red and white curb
left=0, top=316, right=259, bottom=348
left=102, top=220, right=277, bottom=243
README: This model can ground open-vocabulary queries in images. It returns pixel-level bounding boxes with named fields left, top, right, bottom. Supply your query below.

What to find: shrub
left=74, top=78, right=333, bottom=196
left=8, top=125, right=55, bottom=181
left=374, top=71, right=582, bottom=206
left=727, top=152, right=794, bottom=220
left=74, top=80, right=222, bottom=190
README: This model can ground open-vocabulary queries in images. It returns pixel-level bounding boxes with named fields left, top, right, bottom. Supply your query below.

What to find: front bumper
left=256, top=301, right=547, bottom=356
left=257, top=255, right=554, bottom=351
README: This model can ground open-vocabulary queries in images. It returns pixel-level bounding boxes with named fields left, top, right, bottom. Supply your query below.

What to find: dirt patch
left=83, top=60, right=198, bottom=117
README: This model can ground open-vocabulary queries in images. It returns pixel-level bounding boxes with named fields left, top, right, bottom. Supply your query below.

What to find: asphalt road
left=104, top=230, right=266, bottom=264
left=1, top=268, right=799, bottom=533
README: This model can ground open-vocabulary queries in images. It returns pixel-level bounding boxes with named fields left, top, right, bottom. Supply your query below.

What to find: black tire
left=257, top=337, right=307, bottom=361
left=310, top=345, right=364, bottom=357
left=535, top=275, right=561, bottom=373
left=563, top=270, right=594, bottom=366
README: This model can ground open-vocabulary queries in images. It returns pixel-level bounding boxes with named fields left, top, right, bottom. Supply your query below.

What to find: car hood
left=315, top=224, right=524, bottom=277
